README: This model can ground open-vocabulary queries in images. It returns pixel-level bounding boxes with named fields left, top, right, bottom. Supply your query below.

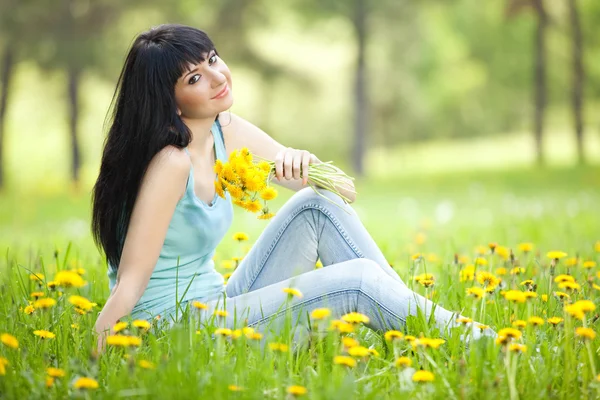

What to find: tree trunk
left=352, top=0, right=367, bottom=176
left=68, top=65, right=81, bottom=184
left=532, top=0, right=547, bottom=166
left=0, top=44, right=15, bottom=191
left=568, top=0, right=585, bottom=165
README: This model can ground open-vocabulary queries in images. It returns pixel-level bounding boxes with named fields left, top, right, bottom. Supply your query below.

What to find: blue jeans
left=196, top=187, right=496, bottom=346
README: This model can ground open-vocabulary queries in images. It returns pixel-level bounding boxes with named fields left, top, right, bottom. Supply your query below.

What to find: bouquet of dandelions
left=213, top=147, right=356, bottom=220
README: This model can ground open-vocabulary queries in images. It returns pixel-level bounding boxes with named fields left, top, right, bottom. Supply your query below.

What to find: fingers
left=275, top=149, right=285, bottom=181
left=301, top=150, right=310, bottom=185
left=283, top=150, right=293, bottom=180
left=292, top=152, right=302, bottom=180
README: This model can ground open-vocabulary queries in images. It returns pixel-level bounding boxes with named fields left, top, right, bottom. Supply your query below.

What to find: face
left=174, top=50, right=233, bottom=120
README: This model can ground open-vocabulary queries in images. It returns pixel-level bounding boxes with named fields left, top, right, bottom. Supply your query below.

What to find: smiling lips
left=212, top=84, right=229, bottom=100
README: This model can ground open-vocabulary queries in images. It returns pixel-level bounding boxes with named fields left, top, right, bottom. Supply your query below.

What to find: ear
left=177, top=109, right=182, bottom=116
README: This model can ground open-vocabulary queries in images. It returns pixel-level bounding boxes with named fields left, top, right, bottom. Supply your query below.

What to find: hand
left=274, top=147, right=320, bottom=186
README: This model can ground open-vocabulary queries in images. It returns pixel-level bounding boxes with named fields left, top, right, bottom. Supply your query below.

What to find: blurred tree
left=507, top=0, right=548, bottom=166
left=567, top=0, right=585, bottom=165
left=290, top=0, right=376, bottom=176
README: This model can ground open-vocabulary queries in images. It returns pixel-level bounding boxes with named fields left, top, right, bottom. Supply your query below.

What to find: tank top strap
left=212, top=118, right=226, bottom=160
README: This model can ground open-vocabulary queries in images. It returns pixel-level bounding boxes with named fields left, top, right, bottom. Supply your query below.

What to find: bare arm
left=218, top=113, right=356, bottom=203
left=94, top=145, right=190, bottom=350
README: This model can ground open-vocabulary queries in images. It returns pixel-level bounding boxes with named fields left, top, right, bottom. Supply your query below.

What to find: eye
left=188, top=74, right=201, bottom=84
left=209, top=54, right=218, bottom=65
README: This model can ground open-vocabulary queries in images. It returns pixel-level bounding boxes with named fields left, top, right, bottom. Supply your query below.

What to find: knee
left=291, top=186, right=349, bottom=210
left=333, top=258, right=382, bottom=289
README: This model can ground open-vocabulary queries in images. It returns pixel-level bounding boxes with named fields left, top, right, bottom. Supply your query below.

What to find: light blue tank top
left=107, top=119, right=233, bottom=321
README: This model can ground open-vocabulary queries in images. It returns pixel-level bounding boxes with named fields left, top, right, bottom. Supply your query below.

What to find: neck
left=182, top=115, right=216, bottom=156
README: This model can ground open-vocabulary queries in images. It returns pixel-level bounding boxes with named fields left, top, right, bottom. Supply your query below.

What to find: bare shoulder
left=143, top=145, right=190, bottom=199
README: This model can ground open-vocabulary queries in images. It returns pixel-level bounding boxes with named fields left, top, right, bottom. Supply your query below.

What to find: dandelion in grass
left=333, top=355, right=357, bottom=368
left=228, top=385, right=244, bottom=392
left=329, top=320, right=355, bottom=334
left=214, top=309, right=229, bottom=317
left=33, top=330, right=55, bottom=339
left=214, top=328, right=233, bottom=337
left=495, top=267, right=507, bottom=276
left=113, top=321, right=128, bottom=333
left=30, top=273, right=45, bottom=284
left=595, top=241, right=600, bottom=252
left=138, top=360, right=156, bottom=369
left=53, top=270, right=87, bottom=288
left=395, top=356, right=412, bottom=368
left=232, top=232, right=249, bottom=242
left=347, top=346, right=370, bottom=357
left=547, top=317, right=564, bottom=326
left=132, top=320, right=151, bottom=332
left=68, top=295, right=95, bottom=312
left=33, top=298, right=56, bottom=309
left=575, top=327, right=596, bottom=341
left=460, top=265, right=475, bottom=282
left=384, top=330, right=404, bottom=341
left=466, top=287, right=485, bottom=300
left=583, top=261, right=596, bottom=269
left=341, top=312, right=370, bottom=325
left=404, top=335, right=417, bottom=343
left=558, top=281, right=580, bottom=292
left=510, top=267, right=525, bottom=275
left=503, top=290, right=527, bottom=304
left=0, top=357, right=8, bottom=376
left=268, top=343, right=289, bottom=352
left=22, top=304, right=35, bottom=315
left=554, top=275, right=575, bottom=284
left=30, top=291, right=45, bottom=299
left=512, top=320, right=527, bottom=329
left=520, top=279, right=536, bottom=290
left=414, top=273, right=434, bottom=283
left=456, top=317, right=473, bottom=325
left=508, top=343, right=527, bottom=353
left=518, top=243, right=534, bottom=253
left=495, top=246, right=511, bottom=260
left=287, top=385, right=308, bottom=396
left=45, top=377, right=55, bottom=388
left=368, top=348, right=380, bottom=357
left=528, top=316, right=544, bottom=327
left=412, top=370, right=435, bottom=383
left=412, top=338, right=446, bottom=350
left=282, top=287, right=303, bottom=299
left=310, top=308, right=331, bottom=320
left=1, top=333, right=19, bottom=349
left=192, top=301, right=208, bottom=310
left=476, top=324, right=490, bottom=331
left=342, top=337, right=360, bottom=349
left=47, top=367, right=66, bottom=378
left=523, top=292, right=537, bottom=300
left=495, top=328, right=522, bottom=345
left=73, top=377, right=99, bottom=390
left=476, top=271, right=500, bottom=288
left=547, top=251, right=568, bottom=261
left=47, top=281, right=57, bottom=290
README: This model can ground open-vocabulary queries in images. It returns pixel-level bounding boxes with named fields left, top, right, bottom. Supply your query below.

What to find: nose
left=209, top=68, right=227, bottom=89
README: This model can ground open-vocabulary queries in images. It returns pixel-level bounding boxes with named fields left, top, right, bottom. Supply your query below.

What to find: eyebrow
left=181, top=50, right=216, bottom=81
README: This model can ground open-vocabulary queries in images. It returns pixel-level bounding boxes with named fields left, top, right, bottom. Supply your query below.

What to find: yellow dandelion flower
left=53, top=270, right=86, bottom=288
left=510, top=267, right=525, bottom=275
left=260, top=186, right=278, bottom=201
left=565, top=257, right=579, bottom=267
left=547, top=317, right=564, bottom=325
left=214, top=310, right=229, bottom=317
left=30, top=291, right=45, bottom=298
left=138, top=360, right=155, bottom=369
left=132, top=320, right=151, bottom=331
left=459, top=265, right=475, bottom=282
left=583, top=261, right=596, bottom=269
left=565, top=304, right=585, bottom=320
left=68, top=295, right=95, bottom=312
left=228, top=384, right=244, bottom=392
left=595, top=241, right=600, bottom=252
left=348, top=346, right=370, bottom=357
left=554, top=291, right=570, bottom=300
left=214, top=179, right=226, bottom=199
left=496, top=246, right=511, bottom=260
left=329, top=320, right=355, bottom=334
left=73, top=377, right=99, bottom=390
left=192, top=301, right=209, bottom=310
left=541, top=294, right=548, bottom=302
left=456, top=317, right=473, bottom=324
left=554, top=275, right=575, bottom=283
left=528, top=316, right=544, bottom=327
left=282, top=287, right=303, bottom=298
left=33, top=298, right=56, bottom=309
left=310, top=308, right=331, bottom=320
left=412, top=338, right=446, bottom=350
left=268, top=342, right=289, bottom=352
left=47, top=367, right=66, bottom=378
left=242, top=199, right=262, bottom=213
left=466, top=287, right=485, bottom=299
left=257, top=212, right=276, bottom=220
left=558, top=281, right=580, bottom=291
left=395, top=356, right=412, bottom=368
left=547, top=251, right=568, bottom=260
left=232, top=232, right=249, bottom=241
left=113, top=322, right=128, bottom=333
left=512, top=320, right=527, bottom=329
left=503, top=290, right=527, bottom=303
left=508, top=343, right=527, bottom=353
left=342, top=337, right=360, bottom=348
left=1, top=333, right=19, bottom=349
left=45, top=377, right=54, bottom=388
left=476, top=271, right=499, bottom=288
left=33, top=330, right=55, bottom=339
left=341, top=312, right=370, bottom=325
left=0, top=357, right=8, bottom=376
left=333, top=355, right=357, bottom=368
left=47, top=281, right=57, bottom=290
left=523, top=292, right=538, bottom=299
left=30, top=273, right=45, bottom=282
left=412, top=370, right=435, bottom=383
left=573, top=300, right=596, bottom=313
left=214, top=328, right=232, bottom=337
left=106, top=335, right=130, bottom=347
left=518, top=243, right=534, bottom=252
left=474, top=257, right=488, bottom=266
left=384, top=330, right=404, bottom=341
left=414, top=272, right=434, bottom=282
left=575, top=327, right=596, bottom=340
left=476, top=324, right=490, bottom=331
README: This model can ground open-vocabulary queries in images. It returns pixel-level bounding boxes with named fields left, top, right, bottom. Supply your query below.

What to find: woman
left=92, top=24, right=495, bottom=350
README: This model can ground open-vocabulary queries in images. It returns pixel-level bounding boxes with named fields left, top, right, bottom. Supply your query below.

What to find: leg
left=225, top=186, right=405, bottom=298
left=199, top=259, right=496, bottom=350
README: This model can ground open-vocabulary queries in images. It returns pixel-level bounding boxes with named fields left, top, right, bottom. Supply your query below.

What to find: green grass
left=0, top=165, right=599, bottom=398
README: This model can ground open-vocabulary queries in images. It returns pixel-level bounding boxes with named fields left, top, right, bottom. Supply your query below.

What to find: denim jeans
left=195, top=186, right=496, bottom=347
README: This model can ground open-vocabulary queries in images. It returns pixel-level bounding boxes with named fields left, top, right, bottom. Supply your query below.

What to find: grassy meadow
left=1, top=162, right=599, bottom=398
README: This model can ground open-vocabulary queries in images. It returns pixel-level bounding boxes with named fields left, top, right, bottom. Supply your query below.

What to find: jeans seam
left=245, top=200, right=365, bottom=293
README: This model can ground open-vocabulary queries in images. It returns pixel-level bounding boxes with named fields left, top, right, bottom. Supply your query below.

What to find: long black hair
left=92, top=24, right=217, bottom=269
